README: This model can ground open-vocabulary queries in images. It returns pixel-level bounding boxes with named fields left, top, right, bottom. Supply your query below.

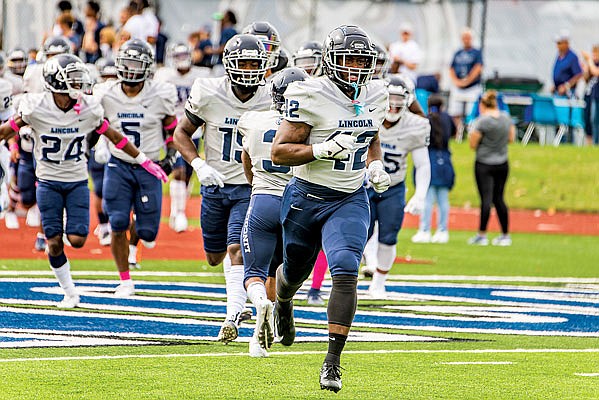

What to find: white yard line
left=440, top=361, right=514, bottom=365
left=574, top=373, right=599, bottom=377
left=0, top=271, right=224, bottom=277
left=1, top=348, right=598, bottom=363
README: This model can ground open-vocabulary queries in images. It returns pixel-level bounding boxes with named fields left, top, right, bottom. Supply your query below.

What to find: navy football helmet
left=373, top=43, right=390, bottom=79
left=270, top=48, right=289, bottom=74
left=43, top=54, right=93, bottom=99
left=95, top=57, right=118, bottom=81
left=385, top=74, right=415, bottom=122
left=7, top=48, right=28, bottom=75
left=42, top=36, right=72, bottom=58
left=116, top=39, right=154, bottom=83
left=270, top=67, right=309, bottom=113
left=223, top=34, right=268, bottom=88
left=241, top=21, right=281, bottom=69
left=323, top=25, right=377, bottom=89
left=292, top=41, right=323, bottom=76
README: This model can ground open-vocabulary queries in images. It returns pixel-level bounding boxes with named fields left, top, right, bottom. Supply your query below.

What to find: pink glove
left=140, top=159, right=168, bottom=183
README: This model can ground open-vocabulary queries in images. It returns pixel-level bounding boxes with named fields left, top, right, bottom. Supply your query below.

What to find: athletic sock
left=324, top=333, right=347, bottom=365
left=362, top=233, right=379, bottom=271
left=246, top=281, right=268, bottom=306
left=119, top=270, right=131, bottom=281
left=128, top=244, right=137, bottom=264
left=169, top=180, right=187, bottom=216
left=49, top=253, right=76, bottom=296
left=311, top=251, right=328, bottom=290
left=225, top=265, right=247, bottom=322
left=377, top=243, right=396, bottom=272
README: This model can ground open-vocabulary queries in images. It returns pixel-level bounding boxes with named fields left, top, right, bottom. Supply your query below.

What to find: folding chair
left=522, top=95, right=556, bottom=146
left=415, top=88, right=430, bottom=115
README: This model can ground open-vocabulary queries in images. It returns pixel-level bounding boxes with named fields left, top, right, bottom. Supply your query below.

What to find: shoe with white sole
left=411, top=230, right=431, bottom=243
left=57, top=293, right=80, bottom=308
left=4, top=211, right=19, bottom=229
left=360, top=265, right=376, bottom=279
left=141, top=240, right=155, bottom=249
left=114, top=280, right=135, bottom=297
left=34, top=235, right=47, bottom=252
left=431, top=230, right=449, bottom=244
left=99, top=230, right=112, bottom=246
left=492, top=235, right=512, bottom=247
left=255, top=299, right=274, bottom=350
left=368, top=286, right=388, bottom=300
left=217, top=320, right=238, bottom=344
left=172, top=213, right=188, bottom=233
left=26, top=206, right=41, bottom=227
left=468, top=235, right=489, bottom=246
left=249, top=335, right=269, bottom=358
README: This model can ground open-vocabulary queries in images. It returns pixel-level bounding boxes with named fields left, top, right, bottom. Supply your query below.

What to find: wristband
left=163, top=118, right=178, bottom=130
left=115, top=136, right=129, bottom=149
left=134, top=152, right=148, bottom=164
left=190, top=158, right=205, bottom=170
left=164, top=136, right=174, bottom=145
left=9, top=142, right=18, bottom=152
left=96, top=119, right=109, bottom=135
left=9, top=116, right=20, bottom=133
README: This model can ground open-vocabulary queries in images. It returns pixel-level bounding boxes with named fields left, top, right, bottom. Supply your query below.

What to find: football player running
left=363, top=75, right=431, bottom=298
left=238, top=67, right=309, bottom=357
left=270, top=25, right=390, bottom=392
left=94, top=39, right=176, bottom=297
left=292, top=41, right=323, bottom=77
left=154, top=43, right=210, bottom=233
left=174, top=34, right=271, bottom=343
left=0, top=54, right=165, bottom=308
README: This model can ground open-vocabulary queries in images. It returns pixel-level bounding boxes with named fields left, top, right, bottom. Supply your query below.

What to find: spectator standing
left=81, top=1, right=105, bottom=63
left=211, top=9, right=238, bottom=74
left=448, top=28, right=483, bottom=131
left=53, top=1, right=84, bottom=39
left=123, top=1, right=157, bottom=45
left=468, top=91, right=515, bottom=247
left=551, top=29, right=582, bottom=97
left=388, top=23, right=422, bottom=83
left=581, top=45, right=599, bottom=145
left=190, top=27, right=213, bottom=68
left=55, top=13, right=81, bottom=54
left=412, top=95, right=456, bottom=244
left=138, top=0, right=160, bottom=45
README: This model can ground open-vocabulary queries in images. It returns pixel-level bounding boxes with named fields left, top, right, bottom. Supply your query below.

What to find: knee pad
left=327, top=275, right=358, bottom=327
left=108, top=212, right=130, bottom=232
left=326, top=249, right=361, bottom=276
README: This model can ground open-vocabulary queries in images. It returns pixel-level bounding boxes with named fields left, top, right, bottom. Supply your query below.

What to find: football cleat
left=217, top=320, right=239, bottom=344
left=360, top=265, right=375, bottom=279
left=57, top=293, right=80, bottom=309
left=274, top=299, right=295, bottom=346
left=4, top=211, right=19, bottom=229
left=128, top=262, right=141, bottom=270
left=249, top=335, right=269, bottom=358
left=141, top=240, right=156, bottom=249
left=320, top=362, right=343, bottom=393
left=99, top=230, right=112, bottom=246
left=172, top=213, right=188, bottom=233
left=114, top=281, right=135, bottom=297
left=306, top=288, right=325, bottom=306
left=34, top=235, right=47, bottom=252
left=368, top=286, right=388, bottom=300
left=255, top=299, right=274, bottom=350
left=237, top=308, right=253, bottom=325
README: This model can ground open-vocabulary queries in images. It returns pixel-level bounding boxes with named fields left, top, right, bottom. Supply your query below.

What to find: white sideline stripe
left=575, top=373, right=599, bottom=377
left=1, top=348, right=599, bottom=363
left=3, top=272, right=599, bottom=284
left=440, top=361, right=514, bottom=365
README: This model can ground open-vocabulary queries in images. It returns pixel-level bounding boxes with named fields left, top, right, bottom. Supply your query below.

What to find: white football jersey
left=154, top=66, right=211, bottom=118
left=19, top=92, right=104, bottom=182
left=185, top=76, right=271, bottom=185
left=23, top=64, right=45, bottom=93
left=94, top=79, right=177, bottom=163
left=0, top=78, right=15, bottom=122
left=239, top=109, right=291, bottom=196
left=3, top=71, right=24, bottom=95
left=283, top=77, right=388, bottom=193
left=378, top=111, right=430, bottom=186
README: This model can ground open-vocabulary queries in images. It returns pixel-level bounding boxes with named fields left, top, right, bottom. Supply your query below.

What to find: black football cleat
left=274, top=299, right=295, bottom=346
left=320, top=362, right=343, bottom=393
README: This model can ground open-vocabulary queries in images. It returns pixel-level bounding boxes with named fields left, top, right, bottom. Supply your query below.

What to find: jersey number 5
left=121, top=121, right=141, bottom=147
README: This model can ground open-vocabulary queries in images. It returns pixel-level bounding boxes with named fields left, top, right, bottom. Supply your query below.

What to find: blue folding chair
left=552, top=98, right=586, bottom=146
left=415, top=88, right=430, bottom=114
left=522, top=94, right=557, bottom=146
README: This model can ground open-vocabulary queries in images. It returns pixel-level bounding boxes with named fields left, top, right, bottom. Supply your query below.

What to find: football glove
left=404, top=195, right=425, bottom=215
left=312, top=134, right=357, bottom=160
left=368, top=160, right=391, bottom=193
left=134, top=152, right=169, bottom=183
left=158, top=147, right=178, bottom=176
left=191, top=158, right=225, bottom=188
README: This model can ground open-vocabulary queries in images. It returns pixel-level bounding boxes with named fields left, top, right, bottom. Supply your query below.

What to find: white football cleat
left=4, top=211, right=19, bottom=229
left=255, top=299, right=274, bottom=350
left=411, top=230, right=431, bottom=243
left=217, top=320, right=238, bottom=344
left=431, top=230, right=449, bottom=244
left=25, top=205, right=41, bottom=227
left=114, top=280, right=135, bottom=297
left=141, top=240, right=156, bottom=249
left=173, top=213, right=188, bottom=233
left=57, top=293, right=80, bottom=309
left=360, top=265, right=376, bottom=279
left=249, top=335, right=269, bottom=358
left=99, top=231, right=112, bottom=246
left=367, top=286, right=388, bottom=300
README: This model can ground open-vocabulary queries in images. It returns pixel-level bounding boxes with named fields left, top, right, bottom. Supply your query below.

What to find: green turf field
left=1, top=229, right=599, bottom=399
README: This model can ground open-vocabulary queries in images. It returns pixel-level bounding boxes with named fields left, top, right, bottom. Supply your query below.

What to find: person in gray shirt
left=468, top=90, right=515, bottom=246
